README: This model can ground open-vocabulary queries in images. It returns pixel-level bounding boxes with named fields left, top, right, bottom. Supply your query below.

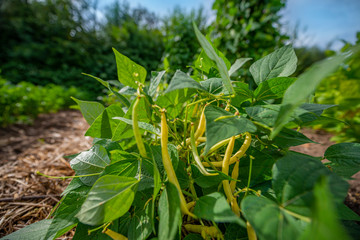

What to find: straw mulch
left=0, top=110, right=92, bottom=238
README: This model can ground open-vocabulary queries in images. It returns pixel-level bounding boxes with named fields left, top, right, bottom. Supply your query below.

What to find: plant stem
left=244, top=156, right=254, bottom=198
left=36, top=171, right=100, bottom=179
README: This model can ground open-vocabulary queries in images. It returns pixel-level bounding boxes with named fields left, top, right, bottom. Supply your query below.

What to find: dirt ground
left=0, top=110, right=92, bottom=237
left=0, top=111, right=359, bottom=237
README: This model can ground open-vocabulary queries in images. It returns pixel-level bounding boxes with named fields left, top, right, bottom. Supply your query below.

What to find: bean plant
left=3, top=24, right=360, bottom=240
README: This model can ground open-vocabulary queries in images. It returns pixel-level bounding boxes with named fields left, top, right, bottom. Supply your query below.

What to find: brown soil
left=0, top=112, right=358, bottom=238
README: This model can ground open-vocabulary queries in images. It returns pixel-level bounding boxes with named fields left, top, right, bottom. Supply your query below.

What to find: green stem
left=88, top=222, right=111, bottom=234
left=36, top=171, right=100, bottom=179
left=244, top=156, right=254, bottom=198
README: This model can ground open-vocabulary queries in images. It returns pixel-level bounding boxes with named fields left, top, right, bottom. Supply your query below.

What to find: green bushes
left=0, top=78, right=85, bottom=126
left=0, top=0, right=164, bottom=97
left=314, top=33, right=360, bottom=142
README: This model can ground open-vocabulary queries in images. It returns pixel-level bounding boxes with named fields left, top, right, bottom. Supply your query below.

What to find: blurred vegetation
left=0, top=77, right=85, bottom=126
left=314, top=32, right=360, bottom=142
left=211, top=0, right=289, bottom=85
left=1, top=0, right=359, bottom=144
left=0, top=0, right=164, bottom=98
left=162, top=7, right=207, bottom=76
left=294, top=46, right=327, bottom=75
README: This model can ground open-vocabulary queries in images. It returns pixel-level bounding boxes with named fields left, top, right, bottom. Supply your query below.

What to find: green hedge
left=0, top=78, right=85, bottom=126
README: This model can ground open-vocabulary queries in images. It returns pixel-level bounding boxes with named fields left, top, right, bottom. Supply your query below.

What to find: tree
left=162, top=6, right=207, bottom=75
left=211, top=0, right=289, bottom=85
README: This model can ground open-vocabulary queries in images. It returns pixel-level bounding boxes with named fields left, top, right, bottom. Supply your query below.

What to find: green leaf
left=151, top=149, right=161, bottom=234
left=193, top=192, right=244, bottom=225
left=245, top=104, right=313, bottom=127
left=273, top=128, right=315, bottom=148
left=254, top=77, right=296, bottom=101
left=71, top=97, right=105, bottom=125
left=204, top=105, right=256, bottom=154
left=164, top=70, right=206, bottom=93
left=70, top=144, right=111, bottom=186
left=199, top=78, right=225, bottom=95
left=85, top=105, right=125, bottom=139
left=193, top=22, right=234, bottom=94
left=249, top=45, right=297, bottom=85
left=73, top=217, right=125, bottom=240
left=158, top=182, right=181, bottom=240
left=110, top=149, right=139, bottom=164
left=224, top=223, right=247, bottom=240
left=113, top=117, right=160, bottom=135
left=0, top=219, right=52, bottom=240
left=61, top=177, right=85, bottom=196
left=324, top=143, right=360, bottom=178
left=102, top=158, right=138, bottom=178
left=336, top=203, right=360, bottom=221
left=191, top=164, right=231, bottom=188
left=83, top=73, right=130, bottom=107
left=113, top=48, right=147, bottom=89
left=299, top=103, right=336, bottom=115
left=138, top=157, right=158, bottom=191
left=228, top=58, right=252, bottom=77
left=93, top=139, right=122, bottom=154
left=112, top=97, right=151, bottom=141
left=299, top=177, right=351, bottom=240
left=175, top=160, right=190, bottom=189
left=232, top=82, right=253, bottom=106
left=45, top=186, right=90, bottom=239
left=237, top=147, right=276, bottom=188
left=273, top=151, right=349, bottom=216
left=148, top=71, right=166, bottom=97
left=241, top=196, right=303, bottom=240
left=128, top=205, right=152, bottom=240
left=76, top=175, right=138, bottom=226
left=194, top=47, right=231, bottom=74
left=156, top=88, right=195, bottom=118
left=183, top=234, right=203, bottom=240
left=271, top=49, right=355, bottom=139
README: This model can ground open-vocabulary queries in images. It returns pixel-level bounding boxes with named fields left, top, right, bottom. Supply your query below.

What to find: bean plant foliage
left=4, top=24, right=360, bottom=240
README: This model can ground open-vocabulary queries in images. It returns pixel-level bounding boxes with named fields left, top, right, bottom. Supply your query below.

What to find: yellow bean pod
left=104, top=229, right=128, bottom=240
left=230, top=160, right=239, bottom=193
left=185, top=106, right=206, bottom=146
left=161, top=110, right=195, bottom=217
left=190, top=124, right=218, bottom=176
left=132, top=96, right=147, bottom=158
left=222, top=136, right=241, bottom=216
left=202, top=133, right=251, bottom=167
left=246, top=221, right=258, bottom=240
left=229, top=132, right=252, bottom=165
left=184, top=224, right=221, bottom=239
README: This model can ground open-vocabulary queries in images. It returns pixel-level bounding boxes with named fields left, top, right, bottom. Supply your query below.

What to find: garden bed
left=0, top=111, right=359, bottom=237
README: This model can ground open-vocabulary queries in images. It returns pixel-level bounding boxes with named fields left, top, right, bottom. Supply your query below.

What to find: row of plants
left=0, top=78, right=86, bottom=127
left=3, top=25, right=360, bottom=240
left=314, top=32, right=360, bottom=142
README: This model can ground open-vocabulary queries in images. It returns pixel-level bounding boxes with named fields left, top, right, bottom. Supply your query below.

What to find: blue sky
left=98, top=0, right=360, bottom=50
